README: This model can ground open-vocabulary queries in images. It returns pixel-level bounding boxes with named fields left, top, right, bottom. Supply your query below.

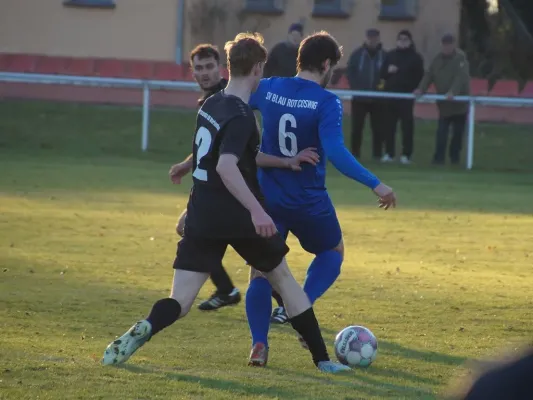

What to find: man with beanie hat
left=346, top=28, right=387, bottom=160
left=264, top=23, right=303, bottom=78
left=380, top=29, right=424, bottom=164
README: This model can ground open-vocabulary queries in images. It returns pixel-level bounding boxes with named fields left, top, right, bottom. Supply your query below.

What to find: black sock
left=146, top=298, right=182, bottom=336
left=290, top=307, right=329, bottom=366
left=271, top=290, right=285, bottom=308
left=210, top=265, right=235, bottom=296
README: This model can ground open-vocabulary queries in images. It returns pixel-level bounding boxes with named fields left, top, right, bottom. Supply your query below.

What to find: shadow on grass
left=263, top=322, right=467, bottom=368
left=2, top=149, right=532, bottom=216
left=271, top=366, right=436, bottom=399
left=2, top=257, right=459, bottom=399
left=2, top=99, right=533, bottom=171
left=1, top=100, right=533, bottom=215
left=379, top=341, right=467, bottom=367
left=119, top=363, right=405, bottom=400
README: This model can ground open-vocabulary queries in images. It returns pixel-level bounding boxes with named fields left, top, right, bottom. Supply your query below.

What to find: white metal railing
left=2, top=71, right=533, bottom=170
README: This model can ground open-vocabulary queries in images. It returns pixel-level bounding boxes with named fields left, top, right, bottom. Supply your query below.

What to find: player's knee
left=169, top=292, right=193, bottom=317
left=312, top=248, right=343, bottom=281
left=263, top=258, right=291, bottom=283
left=176, top=210, right=187, bottom=237
left=170, top=278, right=200, bottom=317
left=332, top=238, right=344, bottom=261
left=249, top=267, right=266, bottom=282
left=247, top=276, right=272, bottom=296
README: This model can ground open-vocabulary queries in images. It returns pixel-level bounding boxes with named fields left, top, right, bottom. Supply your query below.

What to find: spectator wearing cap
left=263, top=23, right=303, bottom=78
left=415, top=33, right=470, bottom=165
left=380, top=29, right=424, bottom=164
left=346, top=28, right=387, bottom=160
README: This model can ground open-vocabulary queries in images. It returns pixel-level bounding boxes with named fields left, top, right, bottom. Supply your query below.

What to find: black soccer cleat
left=270, top=306, right=289, bottom=324
left=198, top=288, right=241, bottom=311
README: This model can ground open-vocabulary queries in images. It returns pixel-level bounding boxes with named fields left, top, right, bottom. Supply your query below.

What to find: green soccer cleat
left=102, top=320, right=152, bottom=366
left=317, top=361, right=352, bottom=374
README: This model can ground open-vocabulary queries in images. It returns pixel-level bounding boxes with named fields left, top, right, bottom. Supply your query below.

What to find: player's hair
left=224, top=32, right=267, bottom=77
left=297, top=31, right=343, bottom=73
left=190, top=44, right=220, bottom=64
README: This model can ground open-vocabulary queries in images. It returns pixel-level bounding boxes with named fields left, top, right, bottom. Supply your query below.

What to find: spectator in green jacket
left=415, top=33, right=470, bottom=165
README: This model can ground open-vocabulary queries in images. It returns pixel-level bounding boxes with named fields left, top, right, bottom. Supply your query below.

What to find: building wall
left=1, top=0, right=460, bottom=64
left=0, top=0, right=178, bottom=61
left=183, top=0, right=461, bottom=66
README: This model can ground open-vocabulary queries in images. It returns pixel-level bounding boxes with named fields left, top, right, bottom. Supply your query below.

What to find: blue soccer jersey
left=249, top=77, right=381, bottom=254
left=249, top=77, right=380, bottom=207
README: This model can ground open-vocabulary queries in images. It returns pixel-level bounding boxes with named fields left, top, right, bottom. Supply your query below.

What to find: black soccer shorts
left=173, top=233, right=289, bottom=274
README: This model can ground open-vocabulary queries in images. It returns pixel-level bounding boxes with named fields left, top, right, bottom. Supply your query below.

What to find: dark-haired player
left=172, top=43, right=240, bottom=312
left=102, top=32, right=350, bottom=373
left=191, top=44, right=227, bottom=107
left=245, top=31, right=396, bottom=366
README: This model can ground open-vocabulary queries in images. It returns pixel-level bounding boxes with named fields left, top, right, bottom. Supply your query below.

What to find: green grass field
left=0, top=100, right=532, bottom=400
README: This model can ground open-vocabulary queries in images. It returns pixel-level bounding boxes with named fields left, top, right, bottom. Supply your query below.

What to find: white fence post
left=466, top=100, right=476, bottom=170
left=141, top=83, right=150, bottom=152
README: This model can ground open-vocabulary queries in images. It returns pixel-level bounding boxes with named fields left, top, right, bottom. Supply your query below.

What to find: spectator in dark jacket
left=347, top=28, right=387, bottom=159
left=263, top=23, right=303, bottom=78
left=380, top=30, right=424, bottom=164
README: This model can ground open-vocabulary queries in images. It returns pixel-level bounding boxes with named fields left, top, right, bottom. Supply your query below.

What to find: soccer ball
left=334, top=325, right=378, bottom=368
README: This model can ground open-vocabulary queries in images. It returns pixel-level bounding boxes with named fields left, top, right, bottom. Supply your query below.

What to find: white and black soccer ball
left=334, top=325, right=378, bottom=368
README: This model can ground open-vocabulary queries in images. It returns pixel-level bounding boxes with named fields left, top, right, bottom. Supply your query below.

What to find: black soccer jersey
left=185, top=91, right=261, bottom=238
left=197, top=78, right=227, bottom=107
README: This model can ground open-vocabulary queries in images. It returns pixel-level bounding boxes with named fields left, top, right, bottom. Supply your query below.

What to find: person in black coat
left=380, top=30, right=424, bottom=164
left=346, top=28, right=387, bottom=160
left=263, top=23, right=303, bottom=78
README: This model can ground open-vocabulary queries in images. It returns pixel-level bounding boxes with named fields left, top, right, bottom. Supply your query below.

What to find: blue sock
left=303, top=250, right=343, bottom=304
left=245, top=277, right=272, bottom=348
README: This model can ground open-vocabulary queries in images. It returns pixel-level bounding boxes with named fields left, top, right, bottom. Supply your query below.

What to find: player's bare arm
left=169, top=154, right=193, bottom=184
left=170, top=147, right=319, bottom=185
left=256, top=147, right=320, bottom=171
left=216, top=154, right=277, bottom=238
left=176, top=208, right=187, bottom=237
left=175, top=147, right=319, bottom=236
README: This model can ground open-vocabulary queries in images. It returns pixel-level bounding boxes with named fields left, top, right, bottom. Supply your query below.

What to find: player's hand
left=373, top=183, right=396, bottom=210
left=388, top=65, right=398, bottom=74
left=176, top=210, right=187, bottom=237
left=169, top=162, right=191, bottom=184
left=288, top=147, right=320, bottom=171
left=251, top=209, right=277, bottom=238
left=176, top=223, right=184, bottom=237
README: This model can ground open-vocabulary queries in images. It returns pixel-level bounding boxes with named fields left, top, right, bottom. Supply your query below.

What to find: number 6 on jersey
left=193, top=127, right=212, bottom=181
left=278, top=113, right=298, bottom=157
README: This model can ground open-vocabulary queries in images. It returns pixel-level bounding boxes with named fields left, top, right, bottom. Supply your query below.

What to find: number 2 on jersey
left=192, top=127, right=212, bottom=181
left=278, top=113, right=298, bottom=157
